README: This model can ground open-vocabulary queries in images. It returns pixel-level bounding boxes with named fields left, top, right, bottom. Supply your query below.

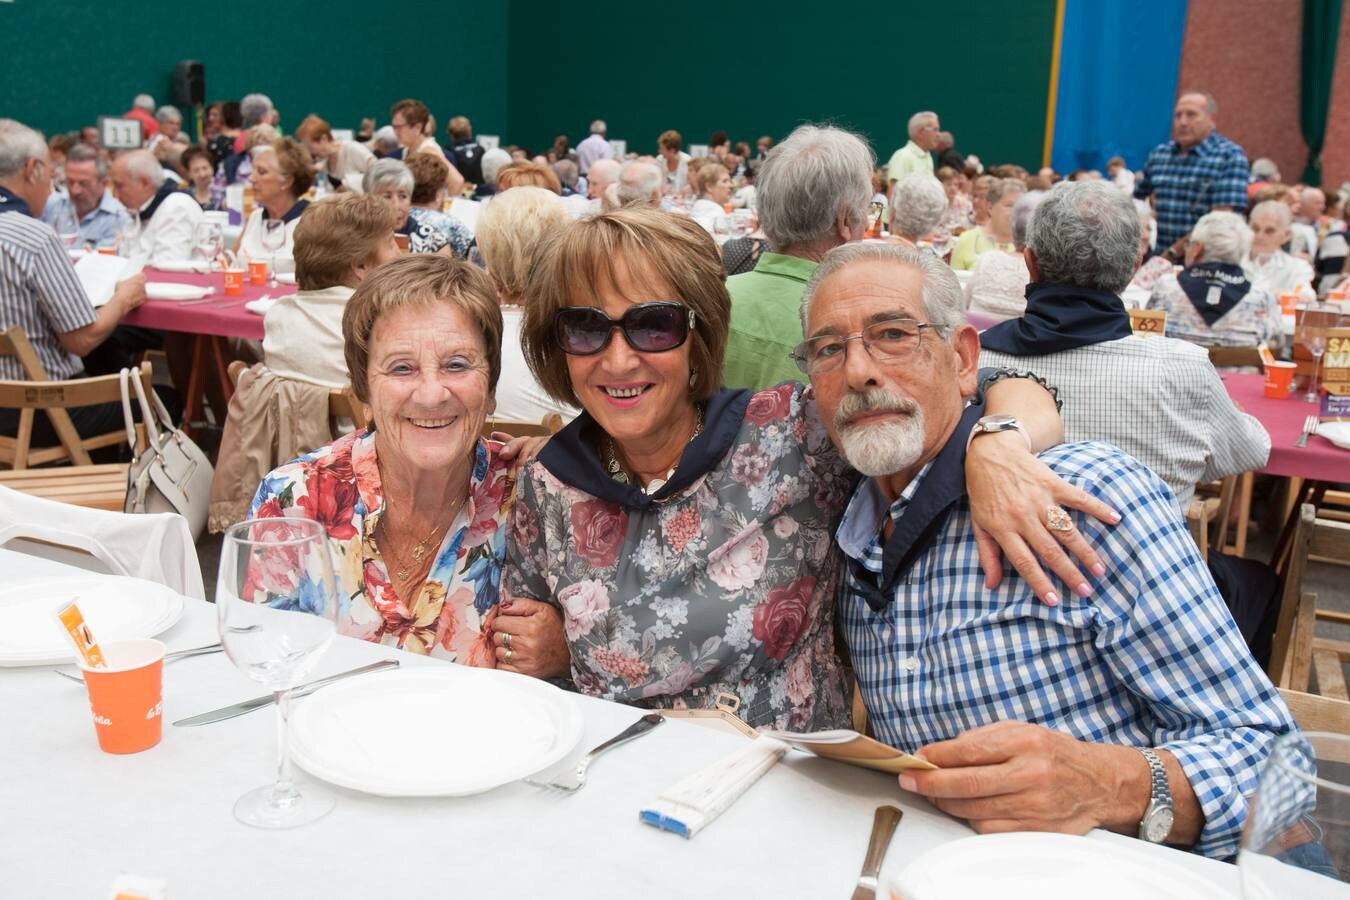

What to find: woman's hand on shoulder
left=965, top=431, right=1121, bottom=606
left=492, top=433, right=550, bottom=465
left=492, top=596, right=571, bottom=678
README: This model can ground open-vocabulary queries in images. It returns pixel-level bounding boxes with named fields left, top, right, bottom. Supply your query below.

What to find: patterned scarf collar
left=138, top=180, right=180, bottom=222
left=1177, top=262, right=1251, bottom=326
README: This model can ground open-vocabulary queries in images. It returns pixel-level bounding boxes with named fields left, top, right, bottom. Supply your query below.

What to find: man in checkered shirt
left=1134, top=91, right=1250, bottom=254
left=797, top=240, right=1294, bottom=859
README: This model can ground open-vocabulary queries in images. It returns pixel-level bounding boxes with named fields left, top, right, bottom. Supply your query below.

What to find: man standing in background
left=886, top=111, right=939, bottom=185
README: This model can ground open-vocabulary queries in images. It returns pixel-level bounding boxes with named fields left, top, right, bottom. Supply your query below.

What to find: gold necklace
left=380, top=489, right=466, bottom=582
left=604, top=405, right=704, bottom=495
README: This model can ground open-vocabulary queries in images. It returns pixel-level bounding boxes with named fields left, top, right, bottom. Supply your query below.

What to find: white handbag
left=120, top=367, right=214, bottom=539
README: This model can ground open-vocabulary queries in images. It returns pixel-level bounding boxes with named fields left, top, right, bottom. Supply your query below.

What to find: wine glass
left=218, top=517, right=338, bottom=829
left=192, top=221, right=223, bottom=270
left=52, top=202, right=81, bottom=251
left=261, top=219, right=286, bottom=287
left=1306, top=331, right=1328, bottom=403
left=1239, top=731, right=1349, bottom=897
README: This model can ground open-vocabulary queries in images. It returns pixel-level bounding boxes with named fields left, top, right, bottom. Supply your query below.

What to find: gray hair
left=240, top=93, right=274, bottom=127
left=1178, top=90, right=1218, bottom=116
left=801, top=240, right=965, bottom=334
left=1191, top=210, right=1252, bottom=265
left=132, top=93, right=155, bottom=112
left=589, top=119, right=607, bottom=135
left=757, top=124, right=874, bottom=251
left=0, top=119, right=49, bottom=178
left=155, top=105, right=182, bottom=125
left=371, top=126, right=399, bottom=153
left=1250, top=157, right=1280, bottom=182
left=362, top=158, right=413, bottom=195
left=907, top=111, right=937, bottom=138
left=65, top=142, right=107, bottom=179
left=121, top=149, right=167, bottom=187
left=1250, top=199, right=1292, bottom=229
left=889, top=174, right=947, bottom=240
left=480, top=147, right=512, bottom=184
left=1010, top=190, right=1045, bottom=249
left=552, top=159, right=578, bottom=188
left=1027, top=181, right=1140, bottom=292
left=617, top=160, right=663, bottom=205
left=987, top=176, right=1025, bottom=206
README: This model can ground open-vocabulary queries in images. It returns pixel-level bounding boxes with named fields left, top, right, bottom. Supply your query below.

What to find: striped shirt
left=0, top=207, right=95, bottom=379
left=980, top=336, right=1270, bottom=511
left=1134, top=131, right=1249, bottom=249
left=837, top=440, right=1295, bottom=859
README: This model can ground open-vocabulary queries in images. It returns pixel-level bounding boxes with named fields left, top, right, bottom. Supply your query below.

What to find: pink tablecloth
left=122, top=269, right=298, bottom=341
left=1223, top=372, right=1349, bottom=481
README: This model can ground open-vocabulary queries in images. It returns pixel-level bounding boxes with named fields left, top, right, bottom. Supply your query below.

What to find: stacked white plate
left=289, top=666, right=582, bottom=796
left=1316, top=420, right=1350, bottom=450
left=153, top=260, right=213, bottom=274
left=145, top=282, right=212, bottom=301
left=0, top=576, right=184, bottom=666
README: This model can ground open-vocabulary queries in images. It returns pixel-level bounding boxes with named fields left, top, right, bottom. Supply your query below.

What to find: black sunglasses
left=554, top=302, right=695, bottom=356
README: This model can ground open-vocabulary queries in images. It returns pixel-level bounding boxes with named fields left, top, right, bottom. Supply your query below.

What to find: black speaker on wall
left=173, top=60, right=206, bottom=107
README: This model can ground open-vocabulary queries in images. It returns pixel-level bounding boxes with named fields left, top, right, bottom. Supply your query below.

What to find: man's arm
left=56, top=275, right=146, bottom=358
left=149, top=196, right=202, bottom=266
left=1197, top=359, right=1270, bottom=484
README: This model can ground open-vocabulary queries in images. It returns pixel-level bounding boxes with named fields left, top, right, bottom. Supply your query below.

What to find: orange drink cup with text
left=78, top=638, right=165, bottom=754
left=248, top=260, right=268, bottom=285
left=1264, top=361, right=1297, bottom=399
left=223, top=267, right=246, bottom=296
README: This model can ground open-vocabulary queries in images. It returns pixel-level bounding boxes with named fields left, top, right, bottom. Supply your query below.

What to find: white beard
left=837, top=409, right=926, bottom=477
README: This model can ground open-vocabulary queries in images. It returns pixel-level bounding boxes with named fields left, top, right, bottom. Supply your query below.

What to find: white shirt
left=238, top=206, right=302, bottom=274
left=494, top=308, right=579, bottom=424
left=1244, top=250, right=1315, bottom=300
left=410, top=136, right=447, bottom=160
left=689, top=198, right=725, bottom=221
left=980, top=336, right=1270, bottom=511
left=576, top=134, right=612, bottom=175
left=122, top=190, right=202, bottom=269
left=262, top=284, right=352, bottom=389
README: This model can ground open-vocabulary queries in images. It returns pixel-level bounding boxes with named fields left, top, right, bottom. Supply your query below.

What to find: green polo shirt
left=886, top=140, right=934, bottom=183
left=723, top=252, right=816, bottom=391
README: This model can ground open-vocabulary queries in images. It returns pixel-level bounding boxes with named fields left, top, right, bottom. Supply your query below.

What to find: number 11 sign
left=98, top=117, right=143, bottom=150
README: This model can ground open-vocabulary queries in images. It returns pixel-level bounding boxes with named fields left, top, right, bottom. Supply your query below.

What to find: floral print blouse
left=505, top=382, right=853, bottom=731
left=249, top=428, right=518, bottom=664
left=1148, top=270, right=1282, bottom=347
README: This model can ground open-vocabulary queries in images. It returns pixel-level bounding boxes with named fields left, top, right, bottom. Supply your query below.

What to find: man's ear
left=836, top=205, right=853, bottom=243
left=1023, top=247, right=1040, bottom=282
left=951, top=324, right=982, bottom=399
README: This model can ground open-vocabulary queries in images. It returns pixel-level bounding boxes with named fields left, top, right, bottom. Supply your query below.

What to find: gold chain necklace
left=380, top=489, right=466, bottom=582
left=604, top=405, right=704, bottom=495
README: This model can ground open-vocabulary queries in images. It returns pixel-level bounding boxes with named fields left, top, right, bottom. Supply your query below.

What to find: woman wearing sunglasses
left=500, top=208, right=1113, bottom=729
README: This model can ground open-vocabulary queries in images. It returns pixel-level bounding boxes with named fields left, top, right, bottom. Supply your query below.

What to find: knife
left=851, top=805, right=902, bottom=900
left=172, top=659, right=400, bottom=727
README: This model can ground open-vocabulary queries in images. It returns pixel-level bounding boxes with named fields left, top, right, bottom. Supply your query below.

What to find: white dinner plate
left=888, top=832, right=1231, bottom=900
left=1316, top=420, right=1350, bottom=450
left=289, top=666, right=583, bottom=796
left=0, top=575, right=184, bottom=666
left=152, top=259, right=212, bottom=274
left=145, top=282, right=211, bottom=301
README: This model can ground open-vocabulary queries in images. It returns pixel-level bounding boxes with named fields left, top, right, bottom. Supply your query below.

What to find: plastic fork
left=526, top=712, right=666, bottom=794
left=1296, top=415, right=1319, bottom=448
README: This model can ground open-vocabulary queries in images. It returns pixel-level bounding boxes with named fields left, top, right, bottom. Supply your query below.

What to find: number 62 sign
left=98, top=117, right=143, bottom=150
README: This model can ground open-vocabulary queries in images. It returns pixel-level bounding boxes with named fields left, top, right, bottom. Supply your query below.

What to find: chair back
left=1278, top=690, right=1350, bottom=758
left=483, top=413, right=564, bottom=439
left=1268, top=505, right=1350, bottom=689
left=329, top=387, right=368, bottom=430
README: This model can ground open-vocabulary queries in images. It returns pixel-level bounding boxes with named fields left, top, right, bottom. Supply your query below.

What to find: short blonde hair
left=343, top=254, right=504, bottom=403
left=475, top=187, right=570, bottom=301
left=265, top=137, right=314, bottom=196
left=496, top=160, right=561, bottom=194
left=695, top=162, right=725, bottom=196
left=294, top=194, right=400, bottom=291
left=521, top=207, right=729, bottom=407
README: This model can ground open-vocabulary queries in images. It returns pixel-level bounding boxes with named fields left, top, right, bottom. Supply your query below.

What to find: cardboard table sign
left=1128, top=308, right=1166, bottom=337
left=1320, top=326, right=1350, bottom=420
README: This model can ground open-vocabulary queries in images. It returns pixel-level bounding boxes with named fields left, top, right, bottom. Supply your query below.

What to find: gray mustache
left=834, top=389, right=918, bottom=430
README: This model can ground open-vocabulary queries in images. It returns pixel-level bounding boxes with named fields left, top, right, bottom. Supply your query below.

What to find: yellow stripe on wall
left=1043, top=0, right=1067, bottom=168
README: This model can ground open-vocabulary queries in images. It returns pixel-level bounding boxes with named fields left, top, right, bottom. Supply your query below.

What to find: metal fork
left=526, top=712, right=666, bottom=794
left=1296, top=415, right=1319, bottom=448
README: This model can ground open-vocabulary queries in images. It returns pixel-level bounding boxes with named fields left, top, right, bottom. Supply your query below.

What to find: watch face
left=1144, top=807, right=1174, bottom=843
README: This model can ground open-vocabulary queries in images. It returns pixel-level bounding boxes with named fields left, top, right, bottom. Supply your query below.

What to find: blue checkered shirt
left=836, top=440, right=1295, bottom=859
left=1134, top=131, right=1250, bottom=249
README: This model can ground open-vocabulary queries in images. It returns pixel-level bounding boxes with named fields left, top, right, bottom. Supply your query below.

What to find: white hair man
left=585, top=157, right=621, bottom=211
left=1146, top=208, right=1281, bottom=346
left=1246, top=199, right=1316, bottom=299
left=616, top=160, right=663, bottom=207
left=472, top=147, right=513, bottom=200
left=154, top=106, right=183, bottom=142
left=801, top=238, right=1294, bottom=861
left=0, top=119, right=146, bottom=442
left=885, top=111, right=939, bottom=185
left=240, top=93, right=275, bottom=129
left=124, top=93, right=160, bottom=142
left=979, top=179, right=1268, bottom=516
left=576, top=119, right=612, bottom=176
left=40, top=144, right=129, bottom=249
left=109, top=148, right=203, bottom=267
left=722, top=124, right=873, bottom=390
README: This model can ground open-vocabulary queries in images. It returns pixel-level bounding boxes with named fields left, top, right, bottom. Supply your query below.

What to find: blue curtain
left=1051, top=0, right=1189, bottom=174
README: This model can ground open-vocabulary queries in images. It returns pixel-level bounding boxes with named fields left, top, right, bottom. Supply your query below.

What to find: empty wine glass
left=1306, top=331, right=1328, bottom=403
left=192, top=221, right=223, bottom=270
left=218, top=517, right=338, bottom=829
left=261, top=219, right=286, bottom=288
left=52, top=203, right=80, bottom=250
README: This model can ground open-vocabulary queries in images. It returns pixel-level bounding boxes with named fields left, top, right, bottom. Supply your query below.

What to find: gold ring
left=505, top=647, right=514, bottom=661
left=1045, top=505, right=1073, bottom=533
left=503, top=632, right=513, bottom=651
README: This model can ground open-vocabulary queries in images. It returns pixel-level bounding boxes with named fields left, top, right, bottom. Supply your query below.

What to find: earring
left=689, top=368, right=698, bottom=388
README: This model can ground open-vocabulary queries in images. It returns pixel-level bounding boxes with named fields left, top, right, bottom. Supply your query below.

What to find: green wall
left=0, top=0, right=509, bottom=141
left=506, top=0, right=1058, bottom=169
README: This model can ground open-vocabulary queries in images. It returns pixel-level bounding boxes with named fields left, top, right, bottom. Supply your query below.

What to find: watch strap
left=1137, top=747, right=1172, bottom=841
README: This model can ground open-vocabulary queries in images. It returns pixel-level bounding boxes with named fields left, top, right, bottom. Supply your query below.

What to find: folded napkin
left=640, top=737, right=785, bottom=838
left=245, top=297, right=277, bottom=316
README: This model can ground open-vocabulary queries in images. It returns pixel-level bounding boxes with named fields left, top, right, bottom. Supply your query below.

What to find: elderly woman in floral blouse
left=249, top=255, right=532, bottom=662
left=501, top=208, right=1117, bottom=730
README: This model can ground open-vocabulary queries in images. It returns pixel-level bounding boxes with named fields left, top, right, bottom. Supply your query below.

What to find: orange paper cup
left=1263, top=361, right=1297, bottom=399
left=96, top=247, right=117, bottom=256
left=393, top=233, right=410, bottom=252
left=1278, top=292, right=1299, bottom=315
left=78, top=638, right=165, bottom=754
left=223, top=268, right=246, bottom=296
left=247, top=260, right=269, bottom=285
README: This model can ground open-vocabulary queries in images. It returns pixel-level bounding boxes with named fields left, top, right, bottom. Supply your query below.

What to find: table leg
left=180, top=334, right=208, bottom=438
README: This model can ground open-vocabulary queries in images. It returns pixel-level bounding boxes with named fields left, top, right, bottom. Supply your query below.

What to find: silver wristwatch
left=1137, top=747, right=1174, bottom=843
left=966, top=414, right=1031, bottom=452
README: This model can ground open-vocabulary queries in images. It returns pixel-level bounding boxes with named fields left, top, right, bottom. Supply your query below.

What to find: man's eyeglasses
left=791, top=317, right=945, bottom=375
left=555, top=302, right=695, bottom=356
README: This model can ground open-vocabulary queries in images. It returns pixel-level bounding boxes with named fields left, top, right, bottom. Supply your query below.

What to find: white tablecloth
left=0, top=548, right=1314, bottom=899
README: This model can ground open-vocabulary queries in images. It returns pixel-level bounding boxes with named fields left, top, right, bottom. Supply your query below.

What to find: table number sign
left=98, top=116, right=143, bottom=150
left=609, top=139, right=627, bottom=159
left=1320, top=326, right=1350, bottom=420
left=1128, top=308, right=1166, bottom=336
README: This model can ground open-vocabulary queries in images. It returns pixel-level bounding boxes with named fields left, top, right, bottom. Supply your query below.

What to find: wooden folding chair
left=1268, top=505, right=1350, bottom=699
left=1185, top=474, right=1238, bottom=561
left=1279, top=689, right=1350, bottom=738
left=0, top=328, right=150, bottom=470
left=482, top=412, right=565, bottom=439
left=228, top=361, right=368, bottom=433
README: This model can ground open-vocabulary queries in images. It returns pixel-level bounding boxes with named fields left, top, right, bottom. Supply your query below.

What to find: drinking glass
left=1239, top=731, right=1349, bottom=897
left=261, top=219, right=286, bottom=287
left=218, top=517, right=338, bottom=829
left=52, top=203, right=80, bottom=250
left=192, top=221, right=223, bottom=269
left=1306, top=332, right=1328, bottom=403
